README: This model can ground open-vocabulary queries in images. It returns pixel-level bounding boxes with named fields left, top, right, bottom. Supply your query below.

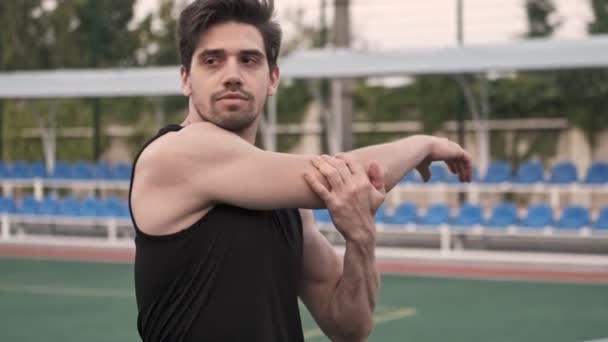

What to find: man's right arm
left=143, top=122, right=471, bottom=212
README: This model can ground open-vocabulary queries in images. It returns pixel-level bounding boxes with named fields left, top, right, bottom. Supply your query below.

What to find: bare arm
left=142, top=123, right=470, bottom=212
left=300, top=155, right=385, bottom=341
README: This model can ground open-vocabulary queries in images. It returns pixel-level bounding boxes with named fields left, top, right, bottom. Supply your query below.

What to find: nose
left=222, top=59, right=243, bottom=90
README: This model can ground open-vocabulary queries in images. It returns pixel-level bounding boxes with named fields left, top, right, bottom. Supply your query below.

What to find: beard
left=209, top=99, right=257, bottom=131
left=193, top=88, right=260, bottom=132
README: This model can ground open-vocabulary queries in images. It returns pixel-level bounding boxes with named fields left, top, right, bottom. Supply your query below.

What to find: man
left=129, top=0, right=472, bottom=341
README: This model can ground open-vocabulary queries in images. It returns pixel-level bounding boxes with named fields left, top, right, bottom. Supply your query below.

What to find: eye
left=241, top=56, right=258, bottom=65
left=204, top=57, right=219, bottom=65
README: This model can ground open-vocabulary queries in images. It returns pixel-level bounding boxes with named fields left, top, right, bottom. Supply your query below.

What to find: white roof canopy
left=1, top=35, right=608, bottom=98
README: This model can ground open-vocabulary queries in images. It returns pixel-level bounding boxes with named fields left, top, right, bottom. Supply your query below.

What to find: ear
left=267, top=66, right=280, bottom=96
left=180, top=65, right=192, bottom=97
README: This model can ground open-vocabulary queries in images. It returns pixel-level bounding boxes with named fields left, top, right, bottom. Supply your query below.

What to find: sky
left=134, top=0, right=594, bottom=49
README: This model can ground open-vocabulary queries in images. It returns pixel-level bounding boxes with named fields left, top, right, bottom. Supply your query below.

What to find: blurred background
left=0, top=1, right=607, bottom=341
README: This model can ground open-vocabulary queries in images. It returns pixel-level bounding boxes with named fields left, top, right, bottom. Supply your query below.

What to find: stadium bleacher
left=0, top=160, right=132, bottom=180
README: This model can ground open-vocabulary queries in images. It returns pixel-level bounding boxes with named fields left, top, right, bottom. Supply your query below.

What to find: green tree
left=525, top=0, right=561, bottom=37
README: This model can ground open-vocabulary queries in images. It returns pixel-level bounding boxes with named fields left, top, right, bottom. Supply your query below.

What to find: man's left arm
left=299, top=209, right=378, bottom=342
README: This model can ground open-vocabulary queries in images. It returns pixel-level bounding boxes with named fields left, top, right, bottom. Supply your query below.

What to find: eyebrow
left=197, top=49, right=265, bottom=58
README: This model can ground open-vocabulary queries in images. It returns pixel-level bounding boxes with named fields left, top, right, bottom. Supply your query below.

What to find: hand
left=416, top=136, right=473, bottom=183
left=304, top=154, right=385, bottom=243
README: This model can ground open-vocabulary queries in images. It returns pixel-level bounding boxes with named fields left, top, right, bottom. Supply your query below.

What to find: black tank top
left=129, top=124, right=305, bottom=342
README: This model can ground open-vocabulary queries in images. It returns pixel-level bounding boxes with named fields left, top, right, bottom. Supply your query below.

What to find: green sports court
left=1, top=257, right=607, bottom=342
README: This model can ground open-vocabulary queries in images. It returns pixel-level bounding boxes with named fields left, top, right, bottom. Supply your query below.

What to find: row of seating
left=0, top=161, right=132, bottom=180
left=401, top=161, right=608, bottom=184
left=0, top=195, right=130, bottom=218
left=313, top=203, right=608, bottom=230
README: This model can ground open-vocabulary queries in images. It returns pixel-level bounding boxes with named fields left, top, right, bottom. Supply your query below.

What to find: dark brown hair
left=177, top=0, right=282, bottom=72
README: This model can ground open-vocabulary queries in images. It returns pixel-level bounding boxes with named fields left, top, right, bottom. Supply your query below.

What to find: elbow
left=329, top=313, right=374, bottom=342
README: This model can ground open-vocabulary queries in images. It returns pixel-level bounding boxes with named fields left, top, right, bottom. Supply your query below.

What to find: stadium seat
left=73, top=161, right=94, bottom=180
left=482, top=161, right=511, bottom=184
left=8, top=160, right=29, bottom=179
left=0, top=196, right=16, bottom=213
left=93, top=161, right=113, bottom=179
left=593, top=207, right=608, bottom=230
left=389, top=203, right=417, bottom=225
left=417, top=204, right=450, bottom=226
left=374, top=205, right=388, bottom=223
left=30, top=161, right=46, bottom=178
left=514, top=161, right=544, bottom=184
left=312, top=209, right=332, bottom=223
left=452, top=203, right=483, bottom=226
left=57, top=196, right=80, bottom=216
left=486, top=202, right=517, bottom=228
left=521, top=204, right=553, bottom=228
left=428, top=163, right=446, bottom=183
left=400, top=170, right=422, bottom=183
left=0, top=161, right=8, bottom=178
left=584, top=162, right=608, bottom=184
left=556, top=205, right=590, bottom=229
left=548, top=162, right=578, bottom=184
left=18, top=195, right=39, bottom=215
left=112, top=162, right=132, bottom=180
left=38, top=196, right=59, bottom=216
left=50, top=161, right=72, bottom=179
left=100, top=197, right=123, bottom=217
left=118, top=202, right=131, bottom=218
left=79, top=196, right=101, bottom=217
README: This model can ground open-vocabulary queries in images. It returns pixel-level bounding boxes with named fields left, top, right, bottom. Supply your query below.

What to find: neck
left=181, top=102, right=259, bottom=145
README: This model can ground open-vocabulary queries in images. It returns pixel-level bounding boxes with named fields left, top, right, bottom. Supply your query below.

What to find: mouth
left=217, top=93, right=249, bottom=101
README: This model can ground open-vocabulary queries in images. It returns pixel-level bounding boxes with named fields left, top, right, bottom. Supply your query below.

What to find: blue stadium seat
left=556, top=205, right=590, bottom=229
left=400, top=170, right=422, bottom=183
left=374, top=205, right=388, bottom=223
left=390, top=203, right=417, bottom=225
left=73, top=161, right=94, bottom=180
left=521, top=204, right=553, bottom=228
left=584, top=162, right=608, bottom=184
left=487, top=202, right=517, bottom=228
left=428, top=163, right=446, bottom=183
left=418, top=204, right=450, bottom=226
left=57, top=196, right=80, bottom=216
left=93, top=161, right=113, bottom=179
left=118, top=201, right=131, bottom=218
left=38, top=196, right=59, bottom=216
left=593, top=207, right=608, bottom=230
left=79, top=196, right=101, bottom=217
left=0, top=161, right=9, bottom=178
left=50, top=161, right=72, bottom=179
left=482, top=161, right=512, bottom=184
left=100, top=197, right=123, bottom=217
left=453, top=203, right=483, bottom=226
left=112, top=162, right=132, bottom=180
left=30, top=161, right=47, bottom=178
left=9, top=161, right=29, bottom=179
left=548, top=162, right=578, bottom=184
left=313, top=209, right=332, bottom=223
left=18, top=195, right=39, bottom=215
left=514, top=161, right=544, bottom=184
left=0, top=196, right=16, bottom=213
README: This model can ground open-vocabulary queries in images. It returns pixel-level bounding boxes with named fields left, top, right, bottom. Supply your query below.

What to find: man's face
left=180, top=21, right=279, bottom=131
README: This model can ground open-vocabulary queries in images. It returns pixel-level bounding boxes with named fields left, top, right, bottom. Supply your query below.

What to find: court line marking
left=0, top=284, right=133, bottom=299
left=303, top=307, right=416, bottom=340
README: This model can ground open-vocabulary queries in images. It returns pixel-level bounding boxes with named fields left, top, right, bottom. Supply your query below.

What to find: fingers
left=321, top=155, right=352, bottom=183
left=303, top=172, right=332, bottom=203
left=312, top=155, right=344, bottom=190
left=336, top=153, right=366, bottom=177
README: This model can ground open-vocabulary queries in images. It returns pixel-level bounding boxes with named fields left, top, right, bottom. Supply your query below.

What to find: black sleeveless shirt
left=129, top=124, right=305, bottom=342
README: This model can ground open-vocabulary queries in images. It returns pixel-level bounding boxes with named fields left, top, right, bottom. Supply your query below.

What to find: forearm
left=327, top=235, right=379, bottom=341
left=348, top=135, right=433, bottom=191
